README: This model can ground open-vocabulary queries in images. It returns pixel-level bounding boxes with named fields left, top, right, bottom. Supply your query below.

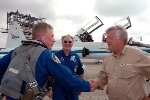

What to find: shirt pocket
left=118, top=66, right=137, bottom=79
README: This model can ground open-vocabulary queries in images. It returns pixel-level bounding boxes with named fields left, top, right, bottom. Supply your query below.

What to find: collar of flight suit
left=37, top=40, right=48, bottom=49
left=61, top=49, right=73, bottom=56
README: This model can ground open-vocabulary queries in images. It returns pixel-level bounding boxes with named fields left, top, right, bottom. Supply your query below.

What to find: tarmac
left=43, top=59, right=150, bottom=100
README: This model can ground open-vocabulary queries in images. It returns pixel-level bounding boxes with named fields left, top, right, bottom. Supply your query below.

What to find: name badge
left=121, top=63, right=132, bottom=67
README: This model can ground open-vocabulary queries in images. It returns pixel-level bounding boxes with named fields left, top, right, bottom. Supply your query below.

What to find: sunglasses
left=63, top=40, right=72, bottom=44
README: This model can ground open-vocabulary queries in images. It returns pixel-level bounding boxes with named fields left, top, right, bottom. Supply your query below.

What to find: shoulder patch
left=52, top=53, right=61, bottom=63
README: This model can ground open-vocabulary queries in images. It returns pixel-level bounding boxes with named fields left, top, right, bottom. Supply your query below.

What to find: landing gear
left=95, top=59, right=104, bottom=64
left=95, top=61, right=100, bottom=64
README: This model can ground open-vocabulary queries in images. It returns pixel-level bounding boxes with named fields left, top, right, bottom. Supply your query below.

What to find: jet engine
left=82, top=47, right=89, bottom=57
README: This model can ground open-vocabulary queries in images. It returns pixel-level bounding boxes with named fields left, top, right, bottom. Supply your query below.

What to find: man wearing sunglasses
left=48, top=34, right=84, bottom=100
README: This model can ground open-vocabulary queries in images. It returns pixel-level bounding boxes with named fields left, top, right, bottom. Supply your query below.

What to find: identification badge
left=121, top=63, right=132, bottom=66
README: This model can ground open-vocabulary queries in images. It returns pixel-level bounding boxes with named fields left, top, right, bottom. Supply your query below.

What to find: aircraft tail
left=6, top=21, right=26, bottom=48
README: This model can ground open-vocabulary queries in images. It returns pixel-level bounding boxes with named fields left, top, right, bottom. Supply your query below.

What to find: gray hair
left=105, top=25, right=128, bottom=45
left=61, top=34, right=74, bottom=42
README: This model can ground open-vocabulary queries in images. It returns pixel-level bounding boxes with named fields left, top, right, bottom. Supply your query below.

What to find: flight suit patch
left=70, top=56, right=76, bottom=62
left=74, top=66, right=78, bottom=72
left=52, top=53, right=60, bottom=63
left=60, top=57, right=64, bottom=61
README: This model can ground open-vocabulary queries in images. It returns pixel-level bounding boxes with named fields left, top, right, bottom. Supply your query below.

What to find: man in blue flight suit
left=49, top=34, right=84, bottom=100
left=0, top=22, right=96, bottom=100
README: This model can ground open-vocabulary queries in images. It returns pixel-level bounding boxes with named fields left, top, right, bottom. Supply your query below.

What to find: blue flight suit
left=0, top=41, right=90, bottom=100
left=52, top=50, right=84, bottom=100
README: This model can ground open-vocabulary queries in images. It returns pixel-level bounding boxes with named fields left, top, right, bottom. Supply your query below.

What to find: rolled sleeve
left=96, top=61, right=108, bottom=90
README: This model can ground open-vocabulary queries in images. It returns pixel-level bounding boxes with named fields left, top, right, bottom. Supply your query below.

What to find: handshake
left=88, top=79, right=98, bottom=92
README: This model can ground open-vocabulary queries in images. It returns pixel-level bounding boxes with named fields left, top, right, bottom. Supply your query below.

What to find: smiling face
left=62, top=36, right=73, bottom=52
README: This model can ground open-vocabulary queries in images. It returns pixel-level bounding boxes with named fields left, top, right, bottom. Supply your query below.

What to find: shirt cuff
left=96, top=78, right=104, bottom=90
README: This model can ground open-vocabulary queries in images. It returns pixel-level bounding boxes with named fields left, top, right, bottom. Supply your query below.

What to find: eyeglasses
left=63, top=40, right=72, bottom=44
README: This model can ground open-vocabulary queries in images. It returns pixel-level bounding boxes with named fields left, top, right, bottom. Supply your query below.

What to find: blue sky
left=0, top=0, right=150, bottom=48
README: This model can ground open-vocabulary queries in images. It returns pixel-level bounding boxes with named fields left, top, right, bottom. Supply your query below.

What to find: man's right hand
left=88, top=79, right=98, bottom=92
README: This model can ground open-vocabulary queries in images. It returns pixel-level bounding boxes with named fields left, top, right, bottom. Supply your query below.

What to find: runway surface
left=43, top=59, right=150, bottom=100
left=78, top=59, right=108, bottom=100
